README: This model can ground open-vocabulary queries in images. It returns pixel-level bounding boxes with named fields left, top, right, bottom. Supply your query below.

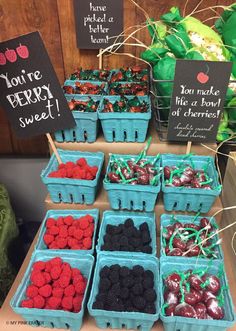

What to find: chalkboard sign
left=74, top=0, right=123, bottom=49
left=0, top=32, right=75, bottom=138
left=167, top=59, right=232, bottom=142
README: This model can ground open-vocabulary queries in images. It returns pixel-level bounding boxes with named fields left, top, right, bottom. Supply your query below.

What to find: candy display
left=48, top=158, right=98, bottom=180
left=161, top=215, right=221, bottom=258
left=20, top=257, right=87, bottom=312
left=43, top=214, right=94, bottom=250
left=101, top=95, right=148, bottom=113
left=67, top=98, right=99, bottom=112
left=110, top=67, right=148, bottom=82
left=162, top=268, right=225, bottom=320
left=109, top=82, right=148, bottom=95
left=63, top=81, right=106, bottom=95
left=101, top=218, right=152, bottom=254
left=70, top=69, right=110, bottom=81
left=92, top=264, right=157, bottom=314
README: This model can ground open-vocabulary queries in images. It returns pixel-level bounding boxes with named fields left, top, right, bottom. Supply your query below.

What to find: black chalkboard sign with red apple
left=0, top=31, right=75, bottom=138
left=167, top=59, right=232, bottom=142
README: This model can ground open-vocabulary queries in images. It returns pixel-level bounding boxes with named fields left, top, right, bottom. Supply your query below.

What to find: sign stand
left=98, top=48, right=103, bottom=69
left=46, top=133, right=62, bottom=164
left=186, top=141, right=192, bottom=155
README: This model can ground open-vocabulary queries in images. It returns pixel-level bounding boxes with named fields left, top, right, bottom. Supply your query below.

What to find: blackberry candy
left=119, top=266, right=130, bottom=277
left=141, top=231, right=151, bottom=244
left=130, top=237, right=141, bottom=248
left=120, top=287, right=129, bottom=299
left=122, top=275, right=134, bottom=288
left=124, top=218, right=134, bottom=228
left=120, top=235, right=129, bottom=246
left=133, top=296, right=146, bottom=310
left=139, top=222, right=149, bottom=232
left=132, top=265, right=145, bottom=276
left=104, top=234, right=112, bottom=243
left=110, top=264, right=120, bottom=273
left=106, top=224, right=116, bottom=235
left=93, top=300, right=104, bottom=309
left=109, top=270, right=120, bottom=284
left=132, top=283, right=143, bottom=295
left=100, top=266, right=110, bottom=278
left=143, top=277, right=154, bottom=289
left=141, top=246, right=152, bottom=254
left=99, top=278, right=111, bottom=291
left=144, top=289, right=157, bottom=302
left=144, top=303, right=156, bottom=314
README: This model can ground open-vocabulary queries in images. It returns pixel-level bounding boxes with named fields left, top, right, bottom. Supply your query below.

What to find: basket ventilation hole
left=62, top=131, right=65, bottom=140
left=65, top=323, right=70, bottom=329
left=35, top=321, right=40, bottom=326
left=70, top=194, right=73, bottom=203
left=124, top=131, right=127, bottom=141
left=112, top=130, right=116, bottom=140
left=72, top=130, right=76, bottom=142
left=186, top=203, right=190, bottom=211
left=142, top=201, right=146, bottom=210
left=50, top=322, right=54, bottom=328
left=122, top=324, right=126, bottom=328
left=199, top=203, right=203, bottom=210
left=137, top=325, right=141, bottom=330
left=130, top=200, right=134, bottom=209
left=107, top=322, right=111, bottom=327
left=84, top=131, right=87, bottom=140
left=58, top=193, right=62, bottom=202
left=135, top=131, right=138, bottom=140
left=118, top=199, right=121, bottom=209
left=81, top=194, right=85, bottom=203
left=173, top=202, right=177, bottom=209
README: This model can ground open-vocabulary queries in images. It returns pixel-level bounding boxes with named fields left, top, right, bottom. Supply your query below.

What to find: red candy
left=43, top=215, right=94, bottom=251
left=33, top=295, right=45, bottom=309
left=64, top=285, right=75, bottom=297
left=62, top=296, right=73, bottom=310
left=59, top=275, right=71, bottom=288
left=48, top=296, right=61, bottom=310
left=51, top=266, right=62, bottom=280
left=52, top=287, right=64, bottom=298
left=21, top=299, right=34, bottom=308
left=33, top=261, right=45, bottom=271
left=39, top=284, right=52, bottom=298
left=26, top=285, right=38, bottom=298
left=31, top=272, right=46, bottom=287
left=75, top=281, right=86, bottom=294
left=48, top=158, right=98, bottom=180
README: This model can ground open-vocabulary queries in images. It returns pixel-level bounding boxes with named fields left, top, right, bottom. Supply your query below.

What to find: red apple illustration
left=5, top=48, right=17, bottom=63
left=197, top=72, right=209, bottom=84
left=16, top=43, right=29, bottom=59
left=0, top=52, right=6, bottom=65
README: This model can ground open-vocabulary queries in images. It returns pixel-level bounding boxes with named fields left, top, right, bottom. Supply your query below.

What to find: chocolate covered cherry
left=206, top=298, right=224, bottom=320
left=195, top=302, right=207, bottom=319
left=164, top=290, right=178, bottom=305
left=175, top=303, right=197, bottom=318
left=165, top=273, right=181, bottom=293
left=165, top=303, right=177, bottom=316
left=202, top=291, right=216, bottom=303
left=173, top=238, right=186, bottom=251
left=202, top=275, right=221, bottom=294
left=164, top=166, right=171, bottom=180
left=168, top=248, right=183, bottom=256
left=188, top=274, right=203, bottom=291
left=137, top=173, right=149, bottom=185
left=108, top=172, right=120, bottom=183
left=163, top=226, right=174, bottom=240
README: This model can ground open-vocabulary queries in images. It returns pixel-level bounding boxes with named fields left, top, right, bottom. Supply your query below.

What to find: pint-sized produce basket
left=54, top=96, right=102, bottom=143
left=98, top=96, right=151, bottom=142
left=160, top=214, right=224, bottom=261
left=63, top=79, right=108, bottom=96
left=41, top=149, right=104, bottom=204
left=161, top=154, right=221, bottom=213
left=96, top=210, right=157, bottom=257
left=87, top=254, right=159, bottom=331
left=109, top=81, right=148, bottom=96
left=10, top=251, right=94, bottom=331
left=160, top=259, right=236, bottom=331
left=35, top=209, right=99, bottom=255
left=104, top=154, right=161, bottom=211
left=109, top=68, right=149, bottom=83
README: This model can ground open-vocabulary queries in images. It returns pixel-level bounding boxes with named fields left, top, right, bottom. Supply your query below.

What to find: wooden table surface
left=1, top=224, right=236, bottom=331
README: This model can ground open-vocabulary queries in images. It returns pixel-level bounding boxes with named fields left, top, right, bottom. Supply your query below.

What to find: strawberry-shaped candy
left=164, top=166, right=171, bottom=180
left=163, top=225, right=174, bottom=240
left=16, top=44, right=29, bottom=59
left=195, top=302, right=207, bottom=319
left=202, top=290, right=216, bottom=303
left=202, top=274, right=221, bottom=294
left=121, top=167, right=133, bottom=180
left=172, top=222, right=183, bottom=230
left=165, top=273, right=181, bottom=293
left=168, top=248, right=183, bottom=256
left=174, top=303, right=197, bottom=318
left=173, top=238, right=186, bottom=251
left=183, top=167, right=194, bottom=178
left=184, top=289, right=199, bottom=306
left=108, top=172, right=120, bottom=183
left=0, top=52, right=6, bottom=65
left=188, top=274, right=203, bottom=291
left=172, top=177, right=182, bottom=187
left=164, top=290, right=179, bottom=305
left=200, top=217, right=212, bottom=230
left=186, top=241, right=200, bottom=257
left=206, top=298, right=224, bottom=320
left=5, top=48, right=17, bottom=63
left=137, top=173, right=150, bottom=185
left=184, top=223, right=200, bottom=231
left=165, top=303, right=177, bottom=316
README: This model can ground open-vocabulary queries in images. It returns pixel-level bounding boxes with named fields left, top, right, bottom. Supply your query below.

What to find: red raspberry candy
left=83, top=228, right=93, bottom=238
left=33, top=261, right=46, bottom=271
left=65, top=161, right=75, bottom=169
left=71, top=244, right=82, bottom=250
left=62, top=263, right=71, bottom=273
left=58, top=163, right=66, bottom=169
left=52, top=287, right=64, bottom=298
left=64, top=216, right=74, bottom=226
left=83, top=237, right=92, bottom=249
left=57, top=217, right=65, bottom=226
left=33, top=295, right=45, bottom=309
left=48, top=226, right=59, bottom=236
left=26, top=285, right=38, bottom=298
left=89, top=223, right=95, bottom=232
left=45, top=262, right=52, bottom=272
left=72, top=268, right=81, bottom=278
left=79, top=217, right=89, bottom=230
left=75, top=281, right=86, bottom=294
left=73, top=275, right=84, bottom=285
left=49, top=242, right=59, bottom=249
left=76, top=158, right=87, bottom=167
left=66, top=168, right=74, bottom=178
left=31, top=272, right=46, bottom=287
left=39, top=284, right=52, bottom=298
left=43, top=234, right=54, bottom=246
left=68, top=226, right=76, bottom=236
left=57, top=169, right=67, bottom=178
left=73, top=228, right=83, bottom=240
left=68, top=238, right=78, bottom=248
left=59, top=275, right=71, bottom=288
left=59, top=225, right=68, bottom=238
left=48, top=171, right=59, bottom=178
left=86, top=215, right=94, bottom=223
left=61, top=296, right=73, bottom=311
left=43, top=272, right=51, bottom=284
left=52, top=279, right=61, bottom=288
left=46, top=218, right=56, bottom=228
left=48, top=297, right=61, bottom=310
left=57, top=237, right=67, bottom=249
left=64, top=285, right=75, bottom=297
left=21, top=299, right=34, bottom=308
left=51, top=266, right=62, bottom=280
left=50, top=257, right=62, bottom=266
left=86, top=172, right=94, bottom=180
left=73, top=295, right=83, bottom=312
